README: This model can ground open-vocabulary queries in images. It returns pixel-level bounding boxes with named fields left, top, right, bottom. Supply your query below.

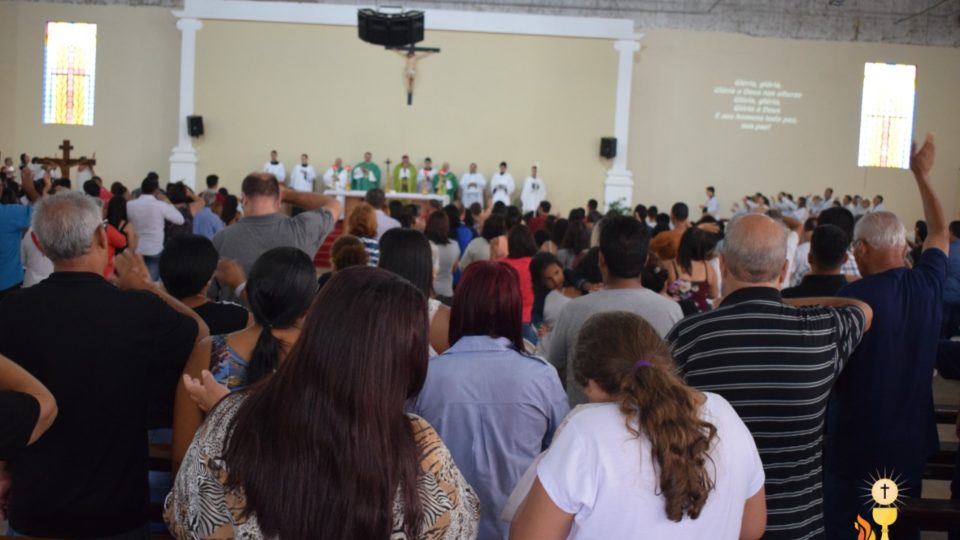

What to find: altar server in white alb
left=417, top=157, right=437, bottom=193
left=323, top=157, right=349, bottom=217
left=520, top=165, right=546, bottom=213
left=460, top=163, right=486, bottom=209
left=290, top=153, right=317, bottom=192
left=263, top=150, right=286, bottom=184
left=490, top=161, right=515, bottom=207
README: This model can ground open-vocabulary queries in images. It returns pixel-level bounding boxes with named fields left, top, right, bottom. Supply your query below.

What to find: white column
left=169, top=18, right=203, bottom=189
left=604, top=37, right=641, bottom=212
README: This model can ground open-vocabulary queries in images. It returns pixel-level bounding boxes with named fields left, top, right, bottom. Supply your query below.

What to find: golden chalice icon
left=871, top=506, right=896, bottom=540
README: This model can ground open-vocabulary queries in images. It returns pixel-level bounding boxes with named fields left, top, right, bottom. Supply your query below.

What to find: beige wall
left=0, top=2, right=179, bottom=188
left=193, top=20, right=618, bottom=213
left=2, top=2, right=957, bottom=227
left=630, top=29, right=960, bottom=225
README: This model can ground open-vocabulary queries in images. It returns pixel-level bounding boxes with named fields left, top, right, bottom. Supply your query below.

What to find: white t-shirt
left=535, top=394, right=764, bottom=540
left=784, top=230, right=799, bottom=286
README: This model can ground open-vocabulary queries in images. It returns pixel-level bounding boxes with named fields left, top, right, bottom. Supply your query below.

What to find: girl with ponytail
left=510, top=311, right=767, bottom=540
left=171, top=247, right=317, bottom=470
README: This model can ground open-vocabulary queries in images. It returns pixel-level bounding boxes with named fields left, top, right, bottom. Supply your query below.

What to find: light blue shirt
left=944, top=239, right=960, bottom=304
left=1, top=204, right=31, bottom=290
left=192, top=207, right=224, bottom=240
left=413, top=335, right=569, bottom=540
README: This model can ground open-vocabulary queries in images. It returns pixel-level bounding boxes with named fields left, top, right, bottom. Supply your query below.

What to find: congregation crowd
left=0, top=134, right=958, bottom=540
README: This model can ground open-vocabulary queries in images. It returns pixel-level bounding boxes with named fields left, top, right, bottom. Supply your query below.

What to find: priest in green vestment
left=352, top=151, right=381, bottom=191
left=432, top=162, right=458, bottom=199
left=392, top=154, right=417, bottom=193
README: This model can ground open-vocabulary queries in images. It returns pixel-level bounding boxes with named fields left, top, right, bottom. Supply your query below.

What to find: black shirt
left=781, top=274, right=849, bottom=298
left=0, top=391, right=39, bottom=460
left=193, top=301, right=248, bottom=335
left=0, top=272, right=198, bottom=537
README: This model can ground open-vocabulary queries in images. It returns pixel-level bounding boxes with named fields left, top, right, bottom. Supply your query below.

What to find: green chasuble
left=393, top=164, right=417, bottom=193
left=352, top=161, right=382, bottom=191
left=432, top=172, right=458, bottom=198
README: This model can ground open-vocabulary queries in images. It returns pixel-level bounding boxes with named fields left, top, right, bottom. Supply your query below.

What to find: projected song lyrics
left=712, top=80, right=802, bottom=131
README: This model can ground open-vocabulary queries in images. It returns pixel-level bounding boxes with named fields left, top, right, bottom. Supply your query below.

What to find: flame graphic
left=855, top=514, right=876, bottom=540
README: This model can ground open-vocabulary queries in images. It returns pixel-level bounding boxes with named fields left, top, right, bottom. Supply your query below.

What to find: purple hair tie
left=633, top=360, right=653, bottom=370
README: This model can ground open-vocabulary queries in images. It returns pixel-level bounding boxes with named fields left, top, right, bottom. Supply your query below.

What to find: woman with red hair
left=413, top=261, right=568, bottom=540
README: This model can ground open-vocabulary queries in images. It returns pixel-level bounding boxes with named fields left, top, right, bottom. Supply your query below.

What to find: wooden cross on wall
left=40, top=140, right=96, bottom=179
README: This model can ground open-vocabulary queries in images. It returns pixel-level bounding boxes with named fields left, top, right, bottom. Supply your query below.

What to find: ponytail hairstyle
left=573, top=311, right=717, bottom=522
left=245, top=247, right=317, bottom=384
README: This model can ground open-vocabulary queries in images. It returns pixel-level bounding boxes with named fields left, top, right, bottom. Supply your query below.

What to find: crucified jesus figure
left=396, top=49, right=434, bottom=105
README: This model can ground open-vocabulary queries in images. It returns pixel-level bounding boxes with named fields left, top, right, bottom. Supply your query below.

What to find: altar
left=324, top=190, right=450, bottom=218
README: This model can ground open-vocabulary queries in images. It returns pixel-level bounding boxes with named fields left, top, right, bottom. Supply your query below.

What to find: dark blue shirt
left=830, top=248, right=947, bottom=480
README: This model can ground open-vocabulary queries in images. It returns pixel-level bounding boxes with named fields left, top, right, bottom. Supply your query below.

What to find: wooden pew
left=907, top=404, right=959, bottom=531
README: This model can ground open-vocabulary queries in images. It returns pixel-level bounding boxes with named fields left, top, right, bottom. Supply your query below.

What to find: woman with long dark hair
left=529, top=252, right=581, bottom=353
left=170, top=247, right=317, bottom=469
left=666, top=227, right=719, bottom=314
left=164, top=181, right=204, bottom=242
left=105, top=196, right=139, bottom=254
left=379, top=228, right=451, bottom=355
left=556, top=219, right=587, bottom=270
left=414, top=262, right=567, bottom=540
left=425, top=211, right=460, bottom=304
left=166, top=267, right=480, bottom=538
left=510, top=311, right=766, bottom=540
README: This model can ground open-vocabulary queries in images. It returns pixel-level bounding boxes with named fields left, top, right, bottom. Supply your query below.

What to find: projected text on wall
left=713, top=80, right=802, bottom=131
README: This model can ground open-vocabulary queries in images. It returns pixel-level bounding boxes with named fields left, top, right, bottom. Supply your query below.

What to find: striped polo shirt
left=666, top=287, right=866, bottom=540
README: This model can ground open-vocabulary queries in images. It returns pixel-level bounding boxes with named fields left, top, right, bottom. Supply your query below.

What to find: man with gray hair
left=666, top=212, right=873, bottom=540
left=824, top=134, right=949, bottom=540
left=0, top=191, right=207, bottom=538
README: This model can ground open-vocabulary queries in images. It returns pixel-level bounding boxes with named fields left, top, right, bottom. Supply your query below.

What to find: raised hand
left=910, top=133, right=935, bottom=179
left=214, top=258, right=246, bottom=289
left=115, top=251, right=153, bottom=290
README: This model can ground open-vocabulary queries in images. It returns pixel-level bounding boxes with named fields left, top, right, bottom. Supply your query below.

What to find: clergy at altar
left=393, top=154, right=416, bottom=193
left=324, top=158, right=349, bottom=216
left=352, top=151, right=381, bottom=191
left=263, top=150, right=286, bottom=184
left=461, top=163, right=486, bottom=209
left=290, top=154, right=316, bottom=192
left=520, top=165, right=546, bottom=213
left=417, top=157, right=437, bottom=193
left=490, top=161, right=515, bottom=207
left=433, top=162, right=458, bottom=197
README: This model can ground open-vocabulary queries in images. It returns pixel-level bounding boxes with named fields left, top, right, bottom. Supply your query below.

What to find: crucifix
left=388, top=44, right=441, bottom=106
left=39, top=140, right=96, bottom=179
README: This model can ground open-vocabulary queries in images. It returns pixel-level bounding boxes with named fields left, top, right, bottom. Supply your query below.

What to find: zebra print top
left=164, top=393, right=480, bottom=539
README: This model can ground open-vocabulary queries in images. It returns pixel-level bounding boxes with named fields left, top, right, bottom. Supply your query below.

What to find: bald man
left=666, top=213, right=872, bottom=540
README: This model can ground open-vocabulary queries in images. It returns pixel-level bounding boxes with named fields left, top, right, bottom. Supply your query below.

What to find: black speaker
left=358, top=9, right=424, bottom=47
left=600, top=137, right=617, bottom=159
left=187, top=115, right=204, bottom=137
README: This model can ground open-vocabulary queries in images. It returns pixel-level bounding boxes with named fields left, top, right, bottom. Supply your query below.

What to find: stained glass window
left=857, top=62, right=916, bottom=169
left=42, top=22, right=97, bottom=126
